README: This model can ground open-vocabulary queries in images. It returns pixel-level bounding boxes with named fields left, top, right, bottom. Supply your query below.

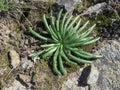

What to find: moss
left=66, top=65, right=79, bottom=74
left=33, top=60, right=53, bottom=90
left=75, top=3, right=84, bottom=13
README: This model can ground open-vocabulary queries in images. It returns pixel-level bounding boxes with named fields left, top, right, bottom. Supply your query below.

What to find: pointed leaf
left=59, top=55, right=67, bottom=75
left=68, top=54, right=92, bottom=64
left=77, top=20, right=89, bottom=34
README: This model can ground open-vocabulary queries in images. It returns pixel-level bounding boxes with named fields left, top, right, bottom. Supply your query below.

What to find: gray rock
left=61, top=67, right=89, bottom=90
left=115, top=52, right=120, bottom=60
left=2, top=79, right=26, bottom=90
left=57, top=0, right=81, bottom=13
left=93, top=40, right=120, bottom=90
left=21, top=56, right=34, bottom=69
left=9, top=32, right=17, bottom=40
left=81, top=2, right=107, bottom=16
left=87, top=65, right=99, bottom=85
left=9, top=50, right=20, bottom=68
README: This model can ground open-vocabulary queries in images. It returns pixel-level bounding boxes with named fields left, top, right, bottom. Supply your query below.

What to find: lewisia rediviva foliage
left=29, top=9, right=102, bottom=75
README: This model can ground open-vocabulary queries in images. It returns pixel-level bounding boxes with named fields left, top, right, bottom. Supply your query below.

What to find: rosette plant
left=29, top=9, right=102, bottom=75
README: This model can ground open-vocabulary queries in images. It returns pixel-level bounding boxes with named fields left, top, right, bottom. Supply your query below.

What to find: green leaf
left=59, top=55, right=66, bottom=75
left=66, top=16, right=80, bottom=31
left=73, top=19, right=82, bottom=32
left=78, top=49, right=102, bottom=58
left=56, top=9, right=63, bottom=32
left=43, top=46, right=57, bottom=59
left=29, top=27, right=52, bottom=41
left=69, top=47, right=102, bottom=59
left=61, top=50, right=77, bottom=65
left=61, top=12, right=68, bottom=37
left=68, top=54, right=92, bottom=64
left=68, top=37, right=94, bottom=44
left=81, top=37, right=100, bottom=45
left=79, top=24, right=96, bottom=38
left=43, top=14, right=52, bottom=33
left=41, top=44, right=58, bottom=48
left=68, top=37, right=99, bottom=47
left=63, top=15, right=73, bottom=37
left=29, top=50, right=45, bottom=57
left=77, top=20, right=89, bottom=34
left=49, top=25, right=59, bottom=42
left=53, top=48, right=61, bottom=75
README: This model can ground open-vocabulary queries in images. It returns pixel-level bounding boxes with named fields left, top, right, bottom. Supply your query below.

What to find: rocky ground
left=0, top=0, right=120, bottom=90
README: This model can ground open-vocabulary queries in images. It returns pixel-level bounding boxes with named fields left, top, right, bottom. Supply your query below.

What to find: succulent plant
left=29, top=9, right=102, bottom=75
